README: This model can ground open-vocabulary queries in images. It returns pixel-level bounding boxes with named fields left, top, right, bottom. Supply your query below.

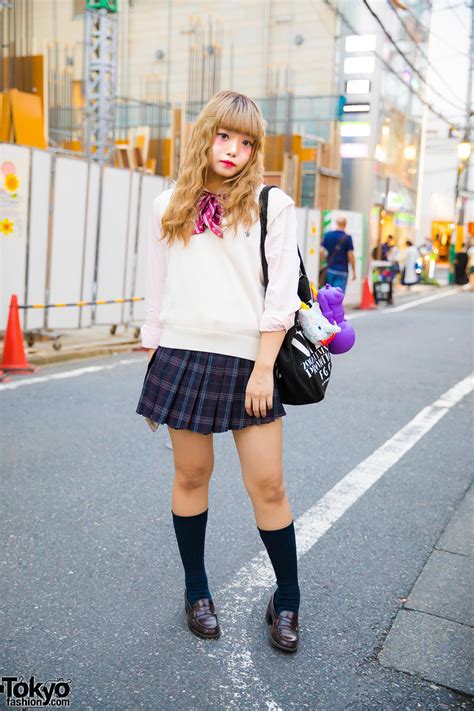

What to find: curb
left=27, top=341, right=142, bottom=367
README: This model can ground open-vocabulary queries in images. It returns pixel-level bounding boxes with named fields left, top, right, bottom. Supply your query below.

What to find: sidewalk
left=378, top=485, right=473, bottom=696
left=7, top=324, right=145, bottom=368
left=1, top=283, right=452, bottom=368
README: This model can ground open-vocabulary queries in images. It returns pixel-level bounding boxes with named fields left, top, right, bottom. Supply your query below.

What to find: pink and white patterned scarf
left=193, top=190, right=226, bottom=239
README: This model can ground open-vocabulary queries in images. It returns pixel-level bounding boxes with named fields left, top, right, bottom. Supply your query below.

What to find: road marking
left=346, top=287, right=458, bottom=319
left=0, top=357, right=140, bottom=391
left=215, top=372, right=474, bottom=710
left=383, top=288, right=458, bottom=313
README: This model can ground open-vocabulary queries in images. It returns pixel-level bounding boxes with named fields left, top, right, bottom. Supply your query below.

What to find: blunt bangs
left=211, top=93, right=266, bottom=141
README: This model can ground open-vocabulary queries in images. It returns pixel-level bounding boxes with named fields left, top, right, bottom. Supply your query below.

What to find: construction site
left=2, top=0, right=360, bottom=353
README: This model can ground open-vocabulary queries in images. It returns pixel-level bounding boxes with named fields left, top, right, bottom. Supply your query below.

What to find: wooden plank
left=0, top=92, right=11, bottom=142
left=9, top=89, right=46, bottom=148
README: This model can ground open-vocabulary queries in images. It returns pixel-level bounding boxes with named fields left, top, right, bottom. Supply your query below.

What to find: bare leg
left=232, top=418, right=292, bottom=530
left=168, top=427, right=214, bottom=516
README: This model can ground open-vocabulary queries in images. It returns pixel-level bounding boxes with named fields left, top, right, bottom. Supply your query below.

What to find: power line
left=386, top=0, right=468, bottom=109
left=443, top=0, right=470, bottom=27
left=361, top=0, right=466, bottom=113
left=403, top=2, right=470, bottom=57
left=321, top=0, right=462, bottom=130
left=433, top=0, right=470, bottom=10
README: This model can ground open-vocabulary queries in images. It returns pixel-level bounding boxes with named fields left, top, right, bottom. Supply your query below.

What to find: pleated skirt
left=136, top=346, right=286, bottom=434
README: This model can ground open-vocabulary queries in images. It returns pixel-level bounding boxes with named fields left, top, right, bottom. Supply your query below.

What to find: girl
left=136, top=91, right=301, bottom=653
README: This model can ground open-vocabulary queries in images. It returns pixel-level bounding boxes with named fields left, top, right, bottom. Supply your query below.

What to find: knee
left=175, top=463, right=212, bottom=490
left=249, top=472, right=286, bottom=504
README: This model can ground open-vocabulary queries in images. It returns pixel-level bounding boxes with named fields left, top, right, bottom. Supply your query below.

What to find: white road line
left=215, top=372, right=474, bottom=710
left=0, top=357, right=140, bottom=391
left=345, top=287, right=458, bottom=319
left=383, top=288, right=458, bottom=313
left=0, top=288, right=460, bottom=391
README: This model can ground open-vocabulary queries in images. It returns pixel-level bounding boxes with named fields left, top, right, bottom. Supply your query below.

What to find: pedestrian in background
left=401, top=240, right=421, bottom=291
left=387, top=236, right=401, bottom=281
left=321, top=217, right=356, bottom=294
left=467, top=237, right=474, bottom=291
left=453, top=244, right=469, bottom=289
left=135, top=91, right=301, bottom=652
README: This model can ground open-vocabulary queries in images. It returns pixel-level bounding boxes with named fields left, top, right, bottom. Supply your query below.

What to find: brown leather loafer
left=265, top=592, right=299, bottom=652
left=184, top=590, right=221, bottom=640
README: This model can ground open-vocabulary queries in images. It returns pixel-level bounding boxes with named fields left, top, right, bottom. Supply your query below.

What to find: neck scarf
left=193, top=190, right=226, bottom=239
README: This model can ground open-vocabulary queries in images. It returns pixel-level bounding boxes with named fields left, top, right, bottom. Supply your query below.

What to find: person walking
left=321, top=217, right=356, bottom=294
left=401, top=240, right=421, bottom=291
left=136, top=91, right=301, bottom=653
left=453, top=244, right=469, bottom=289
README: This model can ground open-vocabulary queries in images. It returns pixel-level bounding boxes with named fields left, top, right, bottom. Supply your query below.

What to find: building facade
left=336, top=0, right=431, bottom=254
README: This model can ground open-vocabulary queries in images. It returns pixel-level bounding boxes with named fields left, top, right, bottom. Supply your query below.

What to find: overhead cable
left=387, top=0, right=468, bottom=109
left=320, top=0, right=461, bottom=130
left=362, top=0, right=466, bottom=112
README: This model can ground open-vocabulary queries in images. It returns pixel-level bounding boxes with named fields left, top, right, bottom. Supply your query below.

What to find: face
left=206, top=127, right=255, bottom=189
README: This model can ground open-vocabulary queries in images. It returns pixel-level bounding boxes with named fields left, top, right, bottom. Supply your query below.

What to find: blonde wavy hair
left=161, top=91, right=267, bottom=245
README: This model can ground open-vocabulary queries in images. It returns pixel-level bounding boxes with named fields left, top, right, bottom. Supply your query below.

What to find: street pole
left=455, top=0, right=473, bottom=252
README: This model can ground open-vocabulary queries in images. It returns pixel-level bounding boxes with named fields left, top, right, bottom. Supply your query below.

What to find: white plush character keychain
left=298, top=282, right=340, bottom=346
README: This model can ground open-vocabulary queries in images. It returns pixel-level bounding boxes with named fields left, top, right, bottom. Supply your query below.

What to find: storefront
left=370, top=179, right=417, bottom=259
left=430, top=220, right=455, bottom=262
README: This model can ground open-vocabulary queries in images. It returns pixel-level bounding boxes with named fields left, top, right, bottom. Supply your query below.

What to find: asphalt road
left=1, top=289, right=473, bottom=710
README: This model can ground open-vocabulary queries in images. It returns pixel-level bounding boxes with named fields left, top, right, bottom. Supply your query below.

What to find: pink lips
left=220, top=160, right=236, bottom=167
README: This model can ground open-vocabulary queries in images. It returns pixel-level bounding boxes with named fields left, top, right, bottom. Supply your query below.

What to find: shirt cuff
left=141, top=324, right=162, bottom=349
left=259, top=305, right=298, bottom=333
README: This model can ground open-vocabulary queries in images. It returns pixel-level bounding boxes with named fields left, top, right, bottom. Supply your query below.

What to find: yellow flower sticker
left=4, top=173, right=19, bottom=194
left=0, top=218, right=14, bottom=235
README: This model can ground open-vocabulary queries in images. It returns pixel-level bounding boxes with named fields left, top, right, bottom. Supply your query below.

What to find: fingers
left=245, top=392, right=252, bottom=417
left=245, top=394, right=274, bottom=418
left=255, top=397, right=266, bottom=418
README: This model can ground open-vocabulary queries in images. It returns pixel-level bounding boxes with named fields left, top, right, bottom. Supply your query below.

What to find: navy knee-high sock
left=258, top=520, right=300, bottom=615
left=172, top=508, right=212, bottom=606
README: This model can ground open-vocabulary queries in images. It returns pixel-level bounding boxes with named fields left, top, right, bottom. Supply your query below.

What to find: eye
left=243, top=139, right=253, bottom=147
left=217, top=132, right=228, bottom=140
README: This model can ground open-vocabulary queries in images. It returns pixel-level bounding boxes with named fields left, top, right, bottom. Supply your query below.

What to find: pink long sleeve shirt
left=141, top=183, right=301, bottom=361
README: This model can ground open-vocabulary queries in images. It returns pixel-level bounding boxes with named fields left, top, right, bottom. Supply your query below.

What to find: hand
left=147, top=349, right=156, bottom=362
left=351, top=273, right=357, bottom=281
left=245, top=365, right=274, bottom=418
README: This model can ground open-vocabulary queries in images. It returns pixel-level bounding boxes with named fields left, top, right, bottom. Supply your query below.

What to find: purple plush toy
left=317, top=284, right=356, bottom=354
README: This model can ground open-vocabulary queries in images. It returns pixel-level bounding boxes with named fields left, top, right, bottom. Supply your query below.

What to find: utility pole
left=84, top=0, right=118, bottom=163
left=84, top=0, right=119, bottom=325
left=454, top=0, right=473, bottom=252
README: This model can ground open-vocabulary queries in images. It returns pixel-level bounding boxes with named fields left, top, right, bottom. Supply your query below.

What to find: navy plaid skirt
left=136, top=346, right=286, bottom=434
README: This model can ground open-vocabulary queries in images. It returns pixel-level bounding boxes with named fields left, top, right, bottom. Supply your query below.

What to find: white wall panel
left=305, top=209, right=322, bottom=288
left=79, top=162, right=101, bottom=328
left=48, top=157, right=89, bottom=328
left=0, top=144, right=30, bottom=330
left=95, top=167, right=132, bottom=325
left=295, top=205, right=308, bottom=256
left=120, top=171, right=140, bottom=327
left=25, top=149, right=51, bottom=331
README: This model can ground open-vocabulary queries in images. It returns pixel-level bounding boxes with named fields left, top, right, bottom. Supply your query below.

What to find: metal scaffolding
left=84, top=6, right=118, bottom=162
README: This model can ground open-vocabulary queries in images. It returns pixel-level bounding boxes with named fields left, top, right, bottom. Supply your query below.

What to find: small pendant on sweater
left=245, top=229, right=251, bottom=238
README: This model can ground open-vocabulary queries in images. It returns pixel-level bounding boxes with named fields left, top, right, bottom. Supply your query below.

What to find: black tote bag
left=259, top=185, right=332, bottom=406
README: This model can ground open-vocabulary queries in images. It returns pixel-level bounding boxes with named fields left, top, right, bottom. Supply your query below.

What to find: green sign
left=86, top=0, right=118, bottom=11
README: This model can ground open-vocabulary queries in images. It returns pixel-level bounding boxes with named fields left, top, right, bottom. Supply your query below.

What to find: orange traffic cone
left=358, top=277, right=377, bottom=310
left=1, top=294, right=36, bottom=373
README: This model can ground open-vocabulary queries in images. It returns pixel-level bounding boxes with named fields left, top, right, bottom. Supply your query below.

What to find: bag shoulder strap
left=259, top=185, right=306, bottom=292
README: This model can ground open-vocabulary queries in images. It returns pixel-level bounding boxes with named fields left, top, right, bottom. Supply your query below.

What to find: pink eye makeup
left=216, top=132, right=254, bottom=148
